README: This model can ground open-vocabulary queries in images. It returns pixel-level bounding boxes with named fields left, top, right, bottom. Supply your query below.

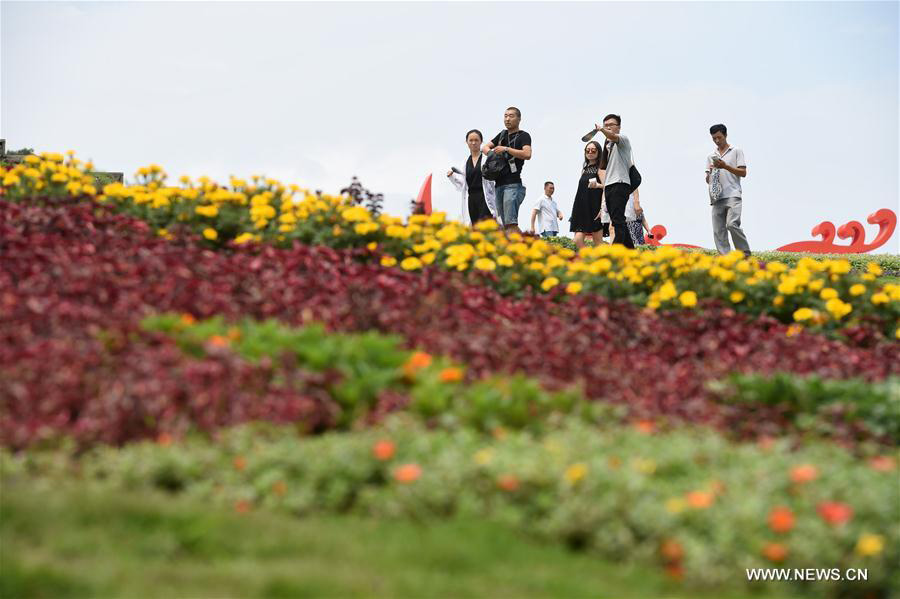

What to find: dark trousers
left=604, top=183, right=634, bottom=248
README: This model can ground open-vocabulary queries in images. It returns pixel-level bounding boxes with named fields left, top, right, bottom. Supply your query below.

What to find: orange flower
left=234, top=499, right=252, bottom=513
left=497, top=474, right=520, bottom=492
left=869, top=456, right=896, bottom=472
left=156, top=432, right=173, bottom=447
left=762, top=542, right=788, bottom=562
left=272, top=480, right=287, bottom=496
left=180, top=313, right=196, bottom=325
left=634, top=420, right=655, bottom=434
left=660, top=539, right=684, bottom=562
left=439, top=367, right=464, bottom=383
left=768, top=506, right=795, bottom=533
left=790, top=464, right=819, bottom=484
left=817, top=501, right=853, bottom=526
left=685, top=490, right=714, bottom=509
left=403, top=351, right=432, bottom=377
left=233, top=456, right=247, bottom=471
left=393, top=463, right=422, bottom=484
left=207, top=334, right=230, bottom=348
left=372, top=439, right=396, bottom=461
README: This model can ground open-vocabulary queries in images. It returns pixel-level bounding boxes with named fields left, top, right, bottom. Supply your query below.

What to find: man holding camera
left=482, top=106, right=532, bottom=232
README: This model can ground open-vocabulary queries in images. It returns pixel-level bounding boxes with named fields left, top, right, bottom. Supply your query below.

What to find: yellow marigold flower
left=679, top=291, right=698, bottom=307
left=195, top=204, right=219, bottom=218
left=730, top=291, right=745, bottom=303
left=497, top=255, right=514, bottom=267
left=866, top=262, right=883, bottom=276
left=820, top=288, right=838, bottom=300
left=541, top=276, right=560, bottom=291
left=665, top=498, right=686, bottom=514
left=354, top=222, right=378, bottom=235
left=773, top=296, right=784, bottom=307
left=366, top=242, right=378, bottom=251
left=786, top=324, right=803, bottom=337
left=2, top=173, right=20, bottom=186
left=381, top=256, right=397, bottom=267
left=849, top=284, right=866, bottom=296
left=401, top=257, right=423, bottom=271
left=825, top=297, right=852, bottom=319
left=234, top=232, right=255, bottom=244
left=202, top=228, right=218, bottom=240
left=332, top=225, right=343, bottom=236
left=473, top=449, right=494, bottom=466
left=807, top=279, right=824, bottom=291
left=421, top=252, right=436, bottom=265
left=766, top=261, right=788, bottom=273
left=871, top=292, right=889, bottom=305
left=566, top=281, right=583, bottom=294
left=426, top=212, right=446, bottom=226
left=24, top=154, right=41, bottom=164
left=50, top=172, right=68, bottom=183
left=855, top=534, right=884, bottom=557
left=341, top=205, right=371, bottom=222
left=793, top=307, right=815, bottom=321
left=474, top=258, right=496, bottom=271
left=658, top=281, right=677, bottom=301
left=564, top=462, right=588, bottom=484
left=23, top=168, right=41, bottom=179
left=777, top=277, right=799, bottom=295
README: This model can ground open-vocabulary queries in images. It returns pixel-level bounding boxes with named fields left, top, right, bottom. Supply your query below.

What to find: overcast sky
left=2, top=1, right=898, bottom=252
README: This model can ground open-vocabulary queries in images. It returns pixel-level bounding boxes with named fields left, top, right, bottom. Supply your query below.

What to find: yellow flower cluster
left=3, top=153, right=897, bottom=338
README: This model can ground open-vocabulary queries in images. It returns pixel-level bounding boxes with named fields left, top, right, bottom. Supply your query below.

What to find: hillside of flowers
left=2, top=152, right=898, bottom=596
left=3, top=153, right=898, bottom=339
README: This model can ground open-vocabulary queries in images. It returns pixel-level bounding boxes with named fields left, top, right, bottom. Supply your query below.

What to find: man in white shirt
left=588, top=113, right=635, bottom=248
left=529, top=181, right=563, bottom=237
left=706, top=123, right=751, bottom=257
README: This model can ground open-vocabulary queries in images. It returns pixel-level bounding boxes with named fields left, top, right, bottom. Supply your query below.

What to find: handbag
left=601, top=140, right=641, bottom=192
left=482, top=131, right=518, bottom=182
left=628, top=164, right=641, bottom=192
left=708, top=162, right=723, bottom=202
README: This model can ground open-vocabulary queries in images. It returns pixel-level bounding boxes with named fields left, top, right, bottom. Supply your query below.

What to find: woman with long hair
left=568, top=140, right=605, bottom=249
left=447, top=129, right=498, bottom=225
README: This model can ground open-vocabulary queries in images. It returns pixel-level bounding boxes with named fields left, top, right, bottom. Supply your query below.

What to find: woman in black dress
left=447, top=129, right=496, bottom=225
left=569, top=140, right=605, bottom=249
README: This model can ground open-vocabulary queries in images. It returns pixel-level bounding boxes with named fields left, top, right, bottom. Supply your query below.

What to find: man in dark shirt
left=482, top=106, right=532, bottom=232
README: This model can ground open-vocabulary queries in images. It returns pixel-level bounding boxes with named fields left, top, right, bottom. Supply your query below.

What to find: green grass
left=0, top=481, right=800, bottom=599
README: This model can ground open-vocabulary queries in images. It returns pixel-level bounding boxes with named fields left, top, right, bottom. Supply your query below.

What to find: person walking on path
left=569, top=141, right=605, bottom=249
left=706, top=123, right=751, bottom=257
left=447, top=129, right=498, bottom=225
left=482, top=107, right=533, bottom=232
left=529, top=181, right=563, bottom=237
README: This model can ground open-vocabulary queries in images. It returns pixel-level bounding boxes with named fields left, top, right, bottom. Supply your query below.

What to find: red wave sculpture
left=644, top=225, right=704, bottom=249
left=415, top=173, right=433, bottom=215
left=775, top=209, right=896, bottom=254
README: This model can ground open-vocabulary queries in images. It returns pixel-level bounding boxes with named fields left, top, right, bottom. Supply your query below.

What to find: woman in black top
left=569, top=141, right=605, bottom=249
left=447, top=130, right=494, bottom=224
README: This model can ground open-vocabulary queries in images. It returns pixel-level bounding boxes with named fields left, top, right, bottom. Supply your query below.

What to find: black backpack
left=482, top=131, right=518, bottom=182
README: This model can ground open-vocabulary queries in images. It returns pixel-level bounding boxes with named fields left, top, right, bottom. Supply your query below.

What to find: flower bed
left=4, top=418, right=896, bottom=594
left=2, top=199, right=898, bottom=447
left=2, top=153, right=898, bottom=338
